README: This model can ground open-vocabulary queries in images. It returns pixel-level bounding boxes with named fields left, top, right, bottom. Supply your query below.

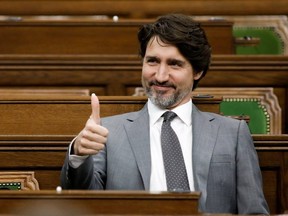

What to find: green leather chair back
left=234, top=27, right=284, bottom=55
left=220, top=98, right=270, bottom=134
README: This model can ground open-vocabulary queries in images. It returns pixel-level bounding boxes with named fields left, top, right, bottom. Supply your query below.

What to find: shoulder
left=194, top=102, right=241, bottom=125
left=195, top=107, right=249, bottom=132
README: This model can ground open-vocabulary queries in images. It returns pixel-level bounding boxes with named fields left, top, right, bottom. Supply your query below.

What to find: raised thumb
left=90, top=93, right=100, bottom=124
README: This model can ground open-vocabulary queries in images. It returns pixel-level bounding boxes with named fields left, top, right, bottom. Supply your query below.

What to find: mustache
left=148, top=80, right=176, bottom=89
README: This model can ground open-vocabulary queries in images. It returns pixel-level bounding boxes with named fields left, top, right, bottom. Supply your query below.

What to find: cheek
left=142, top=65, right=154, bottom=79
left=174, top=72, right=193, bottom=86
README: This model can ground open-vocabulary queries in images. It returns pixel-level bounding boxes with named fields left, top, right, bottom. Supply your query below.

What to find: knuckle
left=82, top=130, right=88, bottom=138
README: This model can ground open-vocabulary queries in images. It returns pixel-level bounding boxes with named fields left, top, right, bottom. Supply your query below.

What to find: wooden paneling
left=0, top=0, right=287, bottom=17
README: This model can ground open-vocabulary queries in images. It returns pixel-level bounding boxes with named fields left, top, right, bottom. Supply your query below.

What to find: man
left=61, top=14, right=269, bottom=214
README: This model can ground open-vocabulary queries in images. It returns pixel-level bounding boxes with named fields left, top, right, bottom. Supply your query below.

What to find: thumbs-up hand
left=73, top=93, right=109, bottom=156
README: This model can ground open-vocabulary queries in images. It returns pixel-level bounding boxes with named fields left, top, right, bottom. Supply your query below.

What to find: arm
left=61, top=93, right=108, bottom=189
left=236, top=120, right=270, bottom=214
left=61, top=146, right=107, bottom=189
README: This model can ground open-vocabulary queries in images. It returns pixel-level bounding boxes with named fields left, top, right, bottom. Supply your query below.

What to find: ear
left=194, top=71, right=204, bottom=81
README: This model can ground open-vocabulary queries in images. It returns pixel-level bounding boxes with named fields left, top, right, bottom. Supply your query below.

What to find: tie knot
left=162, top=111, right=177, bottom=122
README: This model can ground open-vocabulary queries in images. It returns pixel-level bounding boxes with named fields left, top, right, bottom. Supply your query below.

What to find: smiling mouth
left=149, top=81, right=176, bottom=90
left=153, top=85, right=174, bottom=91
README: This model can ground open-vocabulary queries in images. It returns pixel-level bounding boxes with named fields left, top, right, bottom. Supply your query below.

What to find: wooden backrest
left=0, top=94, right=221, bottom=135
left=0, top=16, right=234, bottom=55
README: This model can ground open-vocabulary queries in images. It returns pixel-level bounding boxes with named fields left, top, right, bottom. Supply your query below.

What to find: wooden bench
left=0, top=16, right=234, bottom=55
left=0, top=54, right=287, bottom=132
left=0, top=134, right=286, bottom=214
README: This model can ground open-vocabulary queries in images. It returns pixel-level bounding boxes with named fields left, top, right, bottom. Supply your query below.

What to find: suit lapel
left=124, top=105, right=151, bottom=190
left=192, top=104, right=219, bottom=209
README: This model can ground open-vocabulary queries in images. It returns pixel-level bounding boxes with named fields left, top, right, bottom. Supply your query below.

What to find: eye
left=169, top=60, right=183, bottom=68
left=145, top=57, right=158, bottom=65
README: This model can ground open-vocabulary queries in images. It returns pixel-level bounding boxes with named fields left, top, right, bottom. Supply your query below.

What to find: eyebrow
left=145, top=55, right=186, bottom=64
left=167, top=58, right=185, bottom=66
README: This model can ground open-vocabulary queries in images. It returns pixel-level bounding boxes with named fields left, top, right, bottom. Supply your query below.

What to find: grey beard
left=145, top=88, right=189, bottom=109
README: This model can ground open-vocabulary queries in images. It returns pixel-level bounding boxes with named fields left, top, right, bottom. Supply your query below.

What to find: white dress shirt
left=148, top=99, right=194, bottom=191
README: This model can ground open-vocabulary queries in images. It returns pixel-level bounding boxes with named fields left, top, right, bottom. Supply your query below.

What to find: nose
left=155, top=64, right=169, bottom=83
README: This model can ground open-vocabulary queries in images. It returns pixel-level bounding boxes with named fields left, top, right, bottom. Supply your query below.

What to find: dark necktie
left=161, top=111, right=190, bottom=191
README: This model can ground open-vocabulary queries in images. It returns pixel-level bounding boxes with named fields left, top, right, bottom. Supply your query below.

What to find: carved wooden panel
left=193, top=87, right=282, bottom=134
left=0, top=171, right=39, bottom=190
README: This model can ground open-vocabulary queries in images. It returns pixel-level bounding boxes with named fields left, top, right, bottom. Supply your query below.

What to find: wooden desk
left=0, top=134, right=287, bottom=214
left=0, top=16, right=234, bottom=55
left=0, top=190, right=201, bottom=215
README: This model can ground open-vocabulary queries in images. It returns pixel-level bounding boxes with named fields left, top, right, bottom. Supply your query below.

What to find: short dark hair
left=137, top=14, right=211, bottom=90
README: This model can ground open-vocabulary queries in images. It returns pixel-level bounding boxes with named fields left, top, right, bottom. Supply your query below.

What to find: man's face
left=141, top=36, right=202, bottom=109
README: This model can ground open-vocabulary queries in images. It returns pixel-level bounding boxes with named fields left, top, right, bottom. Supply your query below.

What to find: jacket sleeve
left=61, top=146, right=107, bottom=190
left=236, top=120, right=270, bottom=214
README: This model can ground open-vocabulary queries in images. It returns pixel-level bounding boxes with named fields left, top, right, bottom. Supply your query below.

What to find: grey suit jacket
left=61, top=102, right=269, bottom=214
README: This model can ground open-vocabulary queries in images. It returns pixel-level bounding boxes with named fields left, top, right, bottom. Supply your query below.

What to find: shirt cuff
left=68, top=137, right=89, bottom=169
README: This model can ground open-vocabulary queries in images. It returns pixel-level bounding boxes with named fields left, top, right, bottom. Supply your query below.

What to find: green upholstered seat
left=234, top=27, right=284, bottom=55
left=220, top=98, right=270, bottom=134
left=0, top=182, right=21, bottom=190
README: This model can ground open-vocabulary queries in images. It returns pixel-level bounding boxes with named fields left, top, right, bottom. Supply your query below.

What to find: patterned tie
left=161, top=111, right=190, bottom=191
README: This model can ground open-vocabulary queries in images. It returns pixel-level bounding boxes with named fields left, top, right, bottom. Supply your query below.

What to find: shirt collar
left=148, top=98, right=192, bottom=126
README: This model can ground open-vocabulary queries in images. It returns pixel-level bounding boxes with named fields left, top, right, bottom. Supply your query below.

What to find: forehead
left=146, top=36, right=186, bottom=60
